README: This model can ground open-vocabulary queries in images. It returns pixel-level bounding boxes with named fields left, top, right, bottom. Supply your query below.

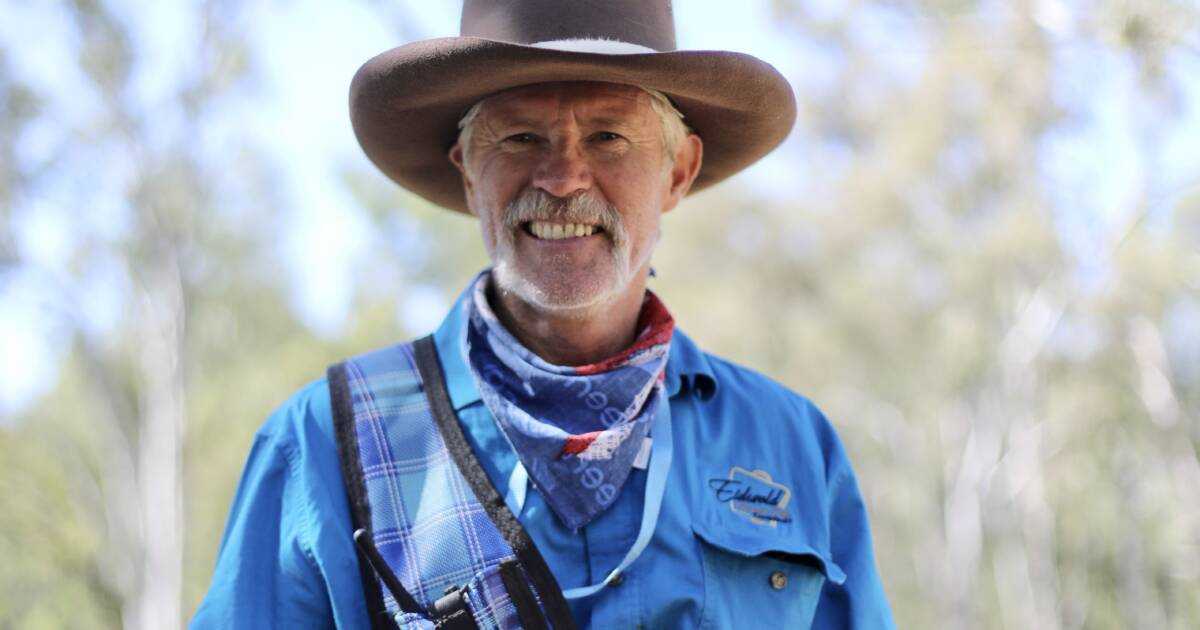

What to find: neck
left=488, top=275, right=650, bottom=366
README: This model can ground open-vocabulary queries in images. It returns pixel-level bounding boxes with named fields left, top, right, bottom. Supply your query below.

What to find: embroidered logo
left=708, top=467, right=793, bottom=526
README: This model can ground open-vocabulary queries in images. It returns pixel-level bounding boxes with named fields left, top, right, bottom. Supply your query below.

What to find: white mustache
left=502, top=190, right=626, bottom=248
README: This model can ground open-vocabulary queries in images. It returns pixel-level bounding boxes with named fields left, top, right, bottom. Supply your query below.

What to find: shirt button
left=607, top=573, right=625, bottom=587
left=769, top=570, right=788, bottom=590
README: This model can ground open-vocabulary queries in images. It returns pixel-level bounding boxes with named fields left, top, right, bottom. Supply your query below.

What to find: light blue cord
left=502, top=397, right=674, bottom=600
left=504, top=459, right=529, bottom=517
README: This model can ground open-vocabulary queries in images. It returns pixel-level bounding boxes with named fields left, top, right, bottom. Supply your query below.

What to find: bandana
left=464, top=272, right=674, bottom=530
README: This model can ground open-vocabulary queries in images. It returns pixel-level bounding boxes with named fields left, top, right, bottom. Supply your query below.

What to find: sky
left=242, top=0, right=825, bottom=335
left=0, top=0, right=1197, bottom=416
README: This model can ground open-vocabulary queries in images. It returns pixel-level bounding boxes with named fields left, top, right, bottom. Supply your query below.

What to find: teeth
left=528, top=221, right=596, bottom=240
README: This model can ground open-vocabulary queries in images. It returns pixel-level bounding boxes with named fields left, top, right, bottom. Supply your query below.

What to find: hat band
left=530, top=38, right=659, bottom=55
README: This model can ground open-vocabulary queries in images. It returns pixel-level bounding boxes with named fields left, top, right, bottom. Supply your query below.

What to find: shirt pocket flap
left=691, top=519, right=847, bottom=585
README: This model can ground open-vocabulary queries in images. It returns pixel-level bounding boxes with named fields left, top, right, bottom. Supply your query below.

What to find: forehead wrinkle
left=562, top=90, right=651, bottom=121
left=480, top=83, right=653, bottom=130
left=582, top=115, right=644, bottom=129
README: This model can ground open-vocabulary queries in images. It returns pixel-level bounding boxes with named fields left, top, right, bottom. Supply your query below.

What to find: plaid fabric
left=464, top=563, right=539, bottom=628
left=344, top=342, right=544, bottom=629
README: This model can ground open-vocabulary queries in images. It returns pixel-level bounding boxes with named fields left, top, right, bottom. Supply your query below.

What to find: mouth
left=521, top=220, right=605, bottom=241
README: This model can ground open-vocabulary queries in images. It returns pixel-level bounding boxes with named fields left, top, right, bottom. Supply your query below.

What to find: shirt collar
left=432, top=277, right=718, bottom=412
left=664, top=327, right=718, bottom=401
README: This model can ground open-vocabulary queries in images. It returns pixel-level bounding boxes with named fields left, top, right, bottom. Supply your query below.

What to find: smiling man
left=451, top=81, right=701, bottom=366
left=193, top=1, right=894, bottom=629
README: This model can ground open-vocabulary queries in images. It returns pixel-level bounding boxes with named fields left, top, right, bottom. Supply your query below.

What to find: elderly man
left=193, top=1, right=894, bottom=628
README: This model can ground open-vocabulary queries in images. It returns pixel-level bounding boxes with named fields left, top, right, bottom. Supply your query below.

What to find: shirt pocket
left=692, top=520, right=845, bottom=630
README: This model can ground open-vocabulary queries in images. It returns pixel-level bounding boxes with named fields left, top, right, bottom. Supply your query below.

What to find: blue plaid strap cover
left=327, top=336, right=576, bottom=630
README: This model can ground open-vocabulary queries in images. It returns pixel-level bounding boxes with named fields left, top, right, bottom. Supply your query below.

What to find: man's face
left=449, top=81, right=701, bottom=315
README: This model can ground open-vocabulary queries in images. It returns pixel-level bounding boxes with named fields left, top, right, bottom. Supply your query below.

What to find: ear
left=448, top=143, right=478, bottom=216
left=662, top=133, right=703, bottom=214
left=448, top=143, right=466, bottom=175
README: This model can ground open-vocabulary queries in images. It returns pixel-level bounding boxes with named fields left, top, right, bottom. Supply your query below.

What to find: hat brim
left=349, top=37, right=797, bottom=214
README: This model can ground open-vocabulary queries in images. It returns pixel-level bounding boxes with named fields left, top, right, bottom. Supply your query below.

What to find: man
left=193, top=1, right=894, bottom=628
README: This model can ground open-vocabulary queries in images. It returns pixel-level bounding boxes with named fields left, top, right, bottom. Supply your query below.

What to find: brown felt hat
left=349, top=0, right=797, bottom=214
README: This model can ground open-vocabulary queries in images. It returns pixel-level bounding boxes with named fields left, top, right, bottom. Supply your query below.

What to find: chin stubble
left=491, top=190, right=644, bottom=314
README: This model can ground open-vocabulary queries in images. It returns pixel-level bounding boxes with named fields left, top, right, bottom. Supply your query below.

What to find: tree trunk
left=132, top=260, right=187, bottom=630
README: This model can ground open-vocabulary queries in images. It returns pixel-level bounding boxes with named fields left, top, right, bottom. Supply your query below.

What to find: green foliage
left=1, top=0, right=1197, bottom=628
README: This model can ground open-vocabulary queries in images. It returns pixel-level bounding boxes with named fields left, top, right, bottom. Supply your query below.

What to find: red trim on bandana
left=574, top=291, right=674, bottom=375
left=560, top=431, right=604, bottom=457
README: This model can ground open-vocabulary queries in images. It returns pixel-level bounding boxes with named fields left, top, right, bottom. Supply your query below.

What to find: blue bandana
left=463, top=272, right=674, bottom=530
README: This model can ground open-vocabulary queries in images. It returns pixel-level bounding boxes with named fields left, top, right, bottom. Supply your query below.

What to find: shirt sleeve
left=190, top=428, right=335, bottom=629
left=811, top=445, right=897, bottom=629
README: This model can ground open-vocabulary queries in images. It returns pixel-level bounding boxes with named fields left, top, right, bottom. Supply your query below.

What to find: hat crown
left=461, top=0, right=677, bottom=52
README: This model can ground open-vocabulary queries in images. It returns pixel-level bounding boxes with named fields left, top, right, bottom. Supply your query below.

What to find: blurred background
left=1, top=0, right=1198, bottom=628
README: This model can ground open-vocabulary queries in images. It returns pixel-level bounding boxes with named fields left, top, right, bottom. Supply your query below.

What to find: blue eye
left=595, top=132, right=622, bottom=142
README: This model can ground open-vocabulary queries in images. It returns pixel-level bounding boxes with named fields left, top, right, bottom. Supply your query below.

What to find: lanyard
left=502, top=396, right=674, bottom=599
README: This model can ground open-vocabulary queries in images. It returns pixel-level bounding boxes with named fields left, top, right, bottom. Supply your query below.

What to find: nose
left=531, top=140, right=592, bottom=198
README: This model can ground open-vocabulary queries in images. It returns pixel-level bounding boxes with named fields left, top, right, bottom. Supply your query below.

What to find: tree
left=0, top=1, right=315, bottom=627
left=3, top=1, right=1197, bottom=628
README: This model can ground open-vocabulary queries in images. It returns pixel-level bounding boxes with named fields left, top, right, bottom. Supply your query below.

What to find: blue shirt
left=192, top=285, right=895, bottom=628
